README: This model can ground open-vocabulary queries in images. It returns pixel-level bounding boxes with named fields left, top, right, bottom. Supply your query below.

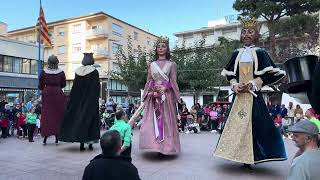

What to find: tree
left=113, top=36, right=241, bottom=96
left=112, top=36, right=149, bottom=94
left=267, top=14, right=319, bottom=62
left=172, top=37, right=242, bottom=92
left=233, top=0, right=320, bottom=60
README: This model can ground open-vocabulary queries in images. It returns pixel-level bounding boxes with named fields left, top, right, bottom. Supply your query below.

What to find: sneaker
left=211, top=130, right=217, bottom=133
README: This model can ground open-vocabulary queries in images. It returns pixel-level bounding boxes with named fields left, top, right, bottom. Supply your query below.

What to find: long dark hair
left=47, top=55, right=59, bottom=69
left=82, top=53, right=95, bottom=66
left=154, top=40, right=171, bottom=60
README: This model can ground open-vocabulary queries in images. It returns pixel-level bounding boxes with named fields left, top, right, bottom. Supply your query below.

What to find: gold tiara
left=157, top=36, right=169, bottom=44
left=240, top=18, right=257, bottom=29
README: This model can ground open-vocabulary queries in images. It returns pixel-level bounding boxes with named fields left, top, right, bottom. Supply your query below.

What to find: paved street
left=0, top=130, right=296, bottom=180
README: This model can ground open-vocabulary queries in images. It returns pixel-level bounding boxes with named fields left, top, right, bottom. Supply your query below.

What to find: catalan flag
left=35, top=2, right=51, bottom=46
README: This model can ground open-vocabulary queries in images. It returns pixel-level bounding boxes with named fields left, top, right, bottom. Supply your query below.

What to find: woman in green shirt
left=26, top=107, right=37, bottom=142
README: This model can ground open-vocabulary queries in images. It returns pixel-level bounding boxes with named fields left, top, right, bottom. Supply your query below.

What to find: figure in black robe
left=310, top=61, right=320, bottom=114
left=214, top=19, right=287, bottom=168
left=59, top=53, right=100, bottom=151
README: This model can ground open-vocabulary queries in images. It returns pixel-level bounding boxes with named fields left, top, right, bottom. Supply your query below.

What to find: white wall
left=0, top=38, right=43, bottom=60
left=181, top=95, right=194, bottom=110
left=281, top=93, right=311, bottom=112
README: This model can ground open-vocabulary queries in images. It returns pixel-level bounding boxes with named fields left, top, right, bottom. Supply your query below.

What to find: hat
left=288, top=120, right=319, bottom=135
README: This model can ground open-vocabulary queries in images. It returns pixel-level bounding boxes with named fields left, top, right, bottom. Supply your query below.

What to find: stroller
left=101, top=111, right=115, bottom=130
left=185, top=114, right=200, bottom=133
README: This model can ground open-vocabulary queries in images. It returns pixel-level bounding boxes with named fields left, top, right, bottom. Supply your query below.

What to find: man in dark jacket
left=82, top=130, right=141, bottom=180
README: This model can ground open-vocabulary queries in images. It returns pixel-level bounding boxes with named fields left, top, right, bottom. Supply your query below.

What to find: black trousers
left=121, top=140, right=132, bottom=158
left=20, top=124, right=28, bottom=137
left=1, top=127, right=7, bottom=138
left=208, top=119, right=218, bottom=130
left=180, top=118, right=187, bottom=131
left=27, top=123, right=36, bottom=142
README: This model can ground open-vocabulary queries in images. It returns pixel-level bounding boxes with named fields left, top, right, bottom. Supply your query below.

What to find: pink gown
left=139, top=60, right=181, bottom=155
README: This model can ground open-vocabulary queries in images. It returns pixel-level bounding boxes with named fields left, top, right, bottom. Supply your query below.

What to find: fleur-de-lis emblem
left=238, top=109, right=247, bottom=119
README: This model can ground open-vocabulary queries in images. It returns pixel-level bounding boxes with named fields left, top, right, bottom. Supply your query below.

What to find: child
left=209, top=108, right=219, bottom=133
left=35, top=114, right=41, bottom=137
left=274, top=114, right=282, bottom=128
left=0, top=113, right=9, bottom=138
left=26, top=107, right=37, bottom=142
left=185, top=114, right=200, bottom=134
left=110, top=110, right=132, bottom=159
left=281, top=115, right=291, bottom=138
left=16, top=112, right=27, bottom=138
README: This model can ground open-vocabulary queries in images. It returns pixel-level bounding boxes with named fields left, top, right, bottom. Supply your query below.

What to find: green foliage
left=113, top=36, right=241, bottom=93
left=233, top=0, right=320, bottom=21
left=233, top=0, right=320, bottom=61
left=172, top=37, right=241, bottom=91
left=112, top=36, right=149, bottom=93
left=270, top=14, right=318, bottom=37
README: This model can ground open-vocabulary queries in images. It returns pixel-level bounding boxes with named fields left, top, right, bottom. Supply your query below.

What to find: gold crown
left=157, top=36, right=169, bottom=44
left=240, top=18, right=257, bottom=29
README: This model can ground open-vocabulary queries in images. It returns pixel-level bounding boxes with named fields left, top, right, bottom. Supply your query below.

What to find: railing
left=91, top=48, right=109, bottom=58
left=86, top=28, right=108, bottom=38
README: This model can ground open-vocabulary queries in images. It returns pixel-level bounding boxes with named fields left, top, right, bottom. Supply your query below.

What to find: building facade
left=0, top=22, right=44, bottom=103
left=8, top=12, right=158, bottom=103
left=174, top=17, right=269, bottom=48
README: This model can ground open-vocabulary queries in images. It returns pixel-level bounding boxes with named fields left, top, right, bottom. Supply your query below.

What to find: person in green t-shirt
left=306, top=108, right=320, bottom=133
left=110, top=110, right=132, bottom=159
left=26, top=107, right=37, bottom=142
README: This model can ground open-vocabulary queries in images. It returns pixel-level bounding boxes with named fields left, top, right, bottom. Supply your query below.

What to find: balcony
left=91, top=48, right=109, bottom=59
left=86, top=29, right=108, bottom=40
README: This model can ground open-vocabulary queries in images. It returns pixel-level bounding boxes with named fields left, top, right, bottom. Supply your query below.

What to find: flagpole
left=37, top=0, right=42, bottom=96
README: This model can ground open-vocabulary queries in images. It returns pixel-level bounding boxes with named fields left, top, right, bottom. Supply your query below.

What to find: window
left=58, top=45, right=66, bottom=54
left=91, top=25, right=101, bottom=30
left=13, top=57, right=22, bottom=73
left=22, top=59, right=30, bottom=74
left=72, top=43, right=82, bottom=53
left=134, top=32, right=138, bottom=41
left=112, top=43, right=122, bottom=54
left=112, top=23, right=123, bottom=36
left=91, top=44, right=101, bottom=51
left=58, top=27, right=65, bottom=36
left=46, top=48, right=53, bottom=58
left=49, top=31, right=54, bottom=42
left=30, top=60, right=38, bottom=75
left=58, top=64, right=66, bottom=72
left=73, top=24, right=81, bottom=33
left=0, top=55, right=3, bottom=71
left=3, top=56, right=13, bottom=72
left=112, top=62, right=120, bottom=72
left=146, top=37, right=151, bottom=45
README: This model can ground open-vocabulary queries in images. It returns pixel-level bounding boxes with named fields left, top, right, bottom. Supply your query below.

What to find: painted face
left=292, top=132, right=309, bottom=149
left=156, top=42, right=167, bottom=57
left=240, top=28, right=257, bottom=46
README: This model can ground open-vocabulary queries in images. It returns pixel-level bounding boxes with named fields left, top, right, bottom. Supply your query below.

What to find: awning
left=0, top=76, right=38, bottom=89
left=0, top=88, right=37, bottom=92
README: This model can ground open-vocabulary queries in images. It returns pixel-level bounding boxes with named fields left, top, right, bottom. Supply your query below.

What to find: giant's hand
left=233, top=83, right=243, bottom=94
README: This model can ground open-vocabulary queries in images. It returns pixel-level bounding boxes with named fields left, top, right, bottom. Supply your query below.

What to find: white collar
left=75, top=65, right=96, bottom=76
left=44, top=68, right=63, bottom=74
left=244, top=45, right=255, bottom=49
